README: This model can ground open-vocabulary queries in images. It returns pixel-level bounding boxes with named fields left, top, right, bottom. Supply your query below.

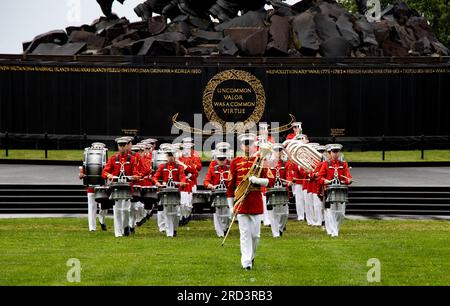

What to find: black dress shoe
left=100, top=223, right=107, bottom=231
left=124, top=226, right=130, bottom=236
left=279, top=230, right=283, bottom=237
left=130, top=227, right=135, bottom=234
left=252, top=259, right=254, bottom=267
left=173, top=230, right=177, bottom=237
left=244, top=266, right=252, bottom=271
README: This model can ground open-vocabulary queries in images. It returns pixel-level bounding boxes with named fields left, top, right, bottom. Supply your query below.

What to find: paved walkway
left=0, top=164, right=449, bottom=187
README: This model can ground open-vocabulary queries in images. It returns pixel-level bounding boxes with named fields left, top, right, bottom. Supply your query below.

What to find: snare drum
left=109, top=182, right=132, bottom=201
left=94, top=186, right=114, bottom=209
left=141, top=186, right=159, bottom=209
left=192, top=191, right=211, bottom=205
left=211, top=189, right=228, bottom=208
left=325, top=184, right=348, bottom=204
left=266, top=187, right=289, bottom=210
left=158, top=187, right=180, bottom=215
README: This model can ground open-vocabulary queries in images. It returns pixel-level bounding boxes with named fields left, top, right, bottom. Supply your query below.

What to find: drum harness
left=214, top=164, right=230, bottom=190
left=114, top=154, right=132, bottom=184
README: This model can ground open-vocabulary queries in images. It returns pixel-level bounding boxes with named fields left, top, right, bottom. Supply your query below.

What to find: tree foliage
left=337, top=0, right=450, bottom=48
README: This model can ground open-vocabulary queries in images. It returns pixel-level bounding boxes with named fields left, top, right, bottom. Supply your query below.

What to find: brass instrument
left=221, top=142, right=272, bottom=246
left=283, top=140, right=323, bottom=172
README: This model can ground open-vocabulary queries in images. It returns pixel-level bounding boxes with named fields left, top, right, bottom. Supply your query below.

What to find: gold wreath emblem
left=202, top=69, right=266, bottom=132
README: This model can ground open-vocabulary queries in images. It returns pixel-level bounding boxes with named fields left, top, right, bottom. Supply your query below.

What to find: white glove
left=227, top=197, right=234, bottom=209
left=249, top=176, right=269, bottom=187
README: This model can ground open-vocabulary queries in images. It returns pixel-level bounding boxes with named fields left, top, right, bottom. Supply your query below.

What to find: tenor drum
left=158, top=187, right=180, bottom=215
left=266, top=187, right=289, bottom=209
left=211, top=189, right=228, bottom=208
left=141, top=186, right=159, bottom=209
left=109, top=182, right=131, bottom=201
left=83, top=147, right=108, bottom=186
left=131, top=185, right=142, bottom=203
left=325, top=184, right=348, bottom=204
left=192, top=191, right=211, bottom=205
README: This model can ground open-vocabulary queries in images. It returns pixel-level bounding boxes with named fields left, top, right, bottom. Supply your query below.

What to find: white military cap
left=123, top=136, right=134, bottom=143
left=131, top=145, right=142, bottom=152
left=291, top=122, right=302, bottom=128
left=182, top=137, right=194, bottom=143
left=115, top=137, right=129, bottom=145
left=316, top=145, right=327, bottom=152
left=327, top=144, right=343, bottom=151
left=91, top=142, right=106, bottom=149
left=216, top=142, right=231, bottom=150
left=142, top=138, right=157, bottom=144
left=172, top=143, right=182, bottom=150
left=215, top=148, right=228, bottom=159
left=238, top=133, right=256, bottom=143
left=181, top=142, right=194, bottom=149
left=259, top=122, right=269, bottom=130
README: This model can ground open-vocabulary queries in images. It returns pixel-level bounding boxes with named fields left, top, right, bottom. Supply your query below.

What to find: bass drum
left=152, top=150, right=168, bottom=171
left=83, top=147, right=108, bottom=186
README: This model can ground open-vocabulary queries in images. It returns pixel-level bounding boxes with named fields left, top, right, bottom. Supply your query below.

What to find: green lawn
left=0, top=218, right=448, bottom=286
left=1, top=149, right=450, bottom=162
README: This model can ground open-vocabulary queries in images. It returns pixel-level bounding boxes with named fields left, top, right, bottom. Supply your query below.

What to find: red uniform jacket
left=102, top=153, right=137, bottom=179
left=286, top=133, right=299, bottom=140
left=317, top=160, right=352, bottom=185
left=266, top=159, right=288, bottom=187
left=137, top=153, right=153, bottom=186
left=286, top=161, right=307, bottom=186
left=152, top=161, right=186, bottom=189
left=227, top=156, right=265, bottom=215
left=203, top=160, right=230, bottom=187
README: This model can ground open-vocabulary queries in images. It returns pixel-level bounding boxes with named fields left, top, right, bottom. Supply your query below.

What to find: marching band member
left=286, top=122, right=302, bottom=140
left=308, top=144, right=327, bottom=227
left=287, top=158, right=307, bottom=221
left=79, top=164, right=108, bottom=232
left=317, top=144, right=352, bottom=237
left=204, top=146, right=231, bottom=237
left=178, top=142, right=198, bottom=226
left=136, top=142, right=156, bottom=227
left=304, top=143, right=320, bottom=226
left=153, top=146, right=187, bottom=237
left=227, top=133, right=269, bottom=271
left=254, top=123, right=275, bottom=226
left=266, top=143, right=290, bottom=238
left=102, top=137, right=139, bottom=238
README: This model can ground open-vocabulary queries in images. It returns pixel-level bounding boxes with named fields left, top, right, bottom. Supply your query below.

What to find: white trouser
left=98, top=204, right=108, bottom=225
left=165, top=206, right=180, bottom=237
left=325, top=203, right=346, bottom=237
left=157, top=209, right=167, bottom=232
left=135, top=202, right=147, bottom=222
left=237, top=214, right=262, bottom=269
left=129, top=201, right=137, bottom=228
left=270, top=204, right=289, bottom=237
left=113, top=199, right=131, bottom=238
left=180, top=191, right=193, bottom=219
left=305, top=191, right=314, bottom=226
left=262, top=194, right=271, bottom=226
left=87, top=193, right=97, bottom=231
left=192, top=185, right=197, bottom=193
left=312, top=194, right=324, bottom=226
left=213, top=207, right=231, bottom=237
left=293, top=184, right=305, bottom=220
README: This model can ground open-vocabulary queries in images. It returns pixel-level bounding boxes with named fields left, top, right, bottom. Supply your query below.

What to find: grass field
left=0, top=218, right=448, bottom=286
left=1, top=149, right=450, bottom=162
